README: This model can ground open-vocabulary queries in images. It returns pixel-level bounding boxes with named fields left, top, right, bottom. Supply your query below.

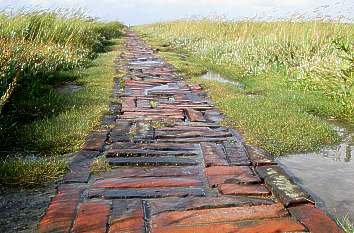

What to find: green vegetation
left=136, top=19, right=353, bottom=155
left=91, top=156, right=111, bottom=174
left=0, top=9, right=124, bottom=111
left=0, top=9, right=124, bottom=187
left=338, top=215, right=354, bottom=233
left=0, top=156, right=66, bottom=188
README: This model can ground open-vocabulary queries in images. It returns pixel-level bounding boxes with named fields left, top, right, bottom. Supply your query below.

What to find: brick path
left=38, top=32, right=343, bottom=233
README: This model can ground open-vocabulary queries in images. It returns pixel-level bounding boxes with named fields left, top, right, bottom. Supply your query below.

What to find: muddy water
left=277, top=122, right=354, bottom=221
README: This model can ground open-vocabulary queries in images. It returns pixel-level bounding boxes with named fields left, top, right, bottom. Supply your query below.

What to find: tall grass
left=138, top=19, right=353, bottom=120
left=0, top=9, right=124, bottom=112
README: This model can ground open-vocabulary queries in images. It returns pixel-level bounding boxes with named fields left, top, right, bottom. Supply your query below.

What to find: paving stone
left=288, top=204, right=344, bottom=233
left=156, top=130, right=232, bottom=139
left=256, top=165, right=313, bottom=206
left=92, top=177, right=202, bottom=189
left=81, top=129, right=109, bottom=151
left=186, top=108, right=205, bottom=122
left=149, top=196, right=274, bottom=215
left=152, top=203, right=288, bottom=227
left=236, top=217, right=306, bottom=233
left=38, top=184, right=83, bottom=233
left=246, top=145, right=275, bottom=166
left=223, top=141, right=251, bottom=166
left=204, top=110, right=224, bottom=123
left=63, top=151, right=99, bottom=183
left=205, top=166, right=255, bottom=176
left=200, top=142, right=228, bottom=166
left=109, top=200, right=144, bottom=233
left=153, top=223, right=239, bottom=233
left=108, top=157, right=199, bottom=166
left=218, top=184, right=270, bottom=196
left=89, top=187, right=206, bottom=199
left=208, top=174, right=261, bottom=187
left=72, top=200, right=111, bottom=233
left=121, top=97, right=136, bottom=110
left=99, top=166, right=199, bottom=179
left=110, top=142, right=199, bottom=151
left=107, top=148, right=198, bottom=157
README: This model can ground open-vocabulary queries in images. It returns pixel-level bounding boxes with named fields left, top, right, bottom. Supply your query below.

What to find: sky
left=0, top=0, right=353, bottom=25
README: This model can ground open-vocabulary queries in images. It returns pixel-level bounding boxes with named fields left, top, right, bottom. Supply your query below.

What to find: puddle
left=129, top=58, right=164, bottom=66
left=55, top=83, right=82, bottom=93
left=277, top=121, right=354, bottom=221
left=200, top=71, right=244, bottom=89
left=144, top=83, right=179, bottom=95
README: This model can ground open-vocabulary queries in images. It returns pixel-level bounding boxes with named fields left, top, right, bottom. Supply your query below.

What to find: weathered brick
left=208, top=174, right=261, bottom=187
left=223, top=141, right=251, bottom=166
left=236, top=217, right=306, bottom=233
left=200, top=142, right=228, bottom=166
left=38, top=184, right=82, bottom=233
left=72, top=200, right=111, bottom=233
left=92, top=177, right=202, bottom=189
left=205, top=166, right=254, bottom=176
left=64, top=151, right=98, bottom=183
left=153, top=223, right=238, bottom=233
left=108, top=157, right=198, bottom=166
left=99, top=166, right=199, bottom=179
left=289, top=204, right=344, bottom=233
left=150, top=196, right=274, bottom=215
left=218, top=184, right=270, bottom=196
left=186, top=108, right=205, bottom=122
left=89, top=187, right=206, bottom=199
left=109, top=200, right=144, bottom=233
left=81, top=130, right=108, bottom=151
left=256, top=166, right=313, bottom=206
left=152, top=203, right=288, bottom=227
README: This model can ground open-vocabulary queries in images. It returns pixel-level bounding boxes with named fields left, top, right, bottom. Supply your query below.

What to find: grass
left=136, top=27, right=347, bottom=155
left=0, top=9, right=124, bottom=111
left=91, top=156, right=111, bottom=174
left=0, top=156, right=66, bottom=188
left=0, top=36, right=124, bottom=187
left=338, top=215, right=354, bottom=233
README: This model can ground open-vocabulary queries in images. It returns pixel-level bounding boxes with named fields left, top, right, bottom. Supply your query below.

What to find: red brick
left=81, top=130, right=108, bottom=151
left=153, top=223, right=238, bottom=233
left=208, top=174, right=261, bottom=187
left=92, top=177, right=202, bottom=189
left=219, top=184, right=270, bottom=196
left=205, top=166, right=253, bottom=176
left=109, top=200, right=144, bottom=233
left=201, top=142, right=228, bottom=166
left=72, top=200, right=111, bottom=233
left=152, top=203, right=288, bottom=227
left=237, top=217, right=306, bottom=233
left=186, top=108, right=205, bottom=122
left=289, top=204, right=344, bottom=233
left=99, top=166, right=199, bottom=179
left=38, top=185, right=82, bottom=233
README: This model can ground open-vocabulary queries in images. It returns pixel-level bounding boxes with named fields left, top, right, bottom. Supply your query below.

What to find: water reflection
left=200, top=72, right=245, bottom=89
left=277, top=121, right=354, bottom=221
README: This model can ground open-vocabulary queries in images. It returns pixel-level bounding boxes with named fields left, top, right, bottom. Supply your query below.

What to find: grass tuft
left=91, top=156, right=111, bottom=174
left=0, top=156, right=67, bottom=188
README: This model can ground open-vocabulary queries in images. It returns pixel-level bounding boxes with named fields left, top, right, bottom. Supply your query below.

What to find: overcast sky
left=0, top=0, right=353, bottom=25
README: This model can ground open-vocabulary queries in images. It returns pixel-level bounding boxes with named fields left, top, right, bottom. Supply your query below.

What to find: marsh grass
left=140, top=34, right=341, bottom=155
left=137, top=19, right=353, bottom=121
left=0, top=9, right=124, bottom=111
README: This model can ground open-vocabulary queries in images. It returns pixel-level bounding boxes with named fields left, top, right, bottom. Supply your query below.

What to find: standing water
left=277, top=121, right=354, bottom=221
